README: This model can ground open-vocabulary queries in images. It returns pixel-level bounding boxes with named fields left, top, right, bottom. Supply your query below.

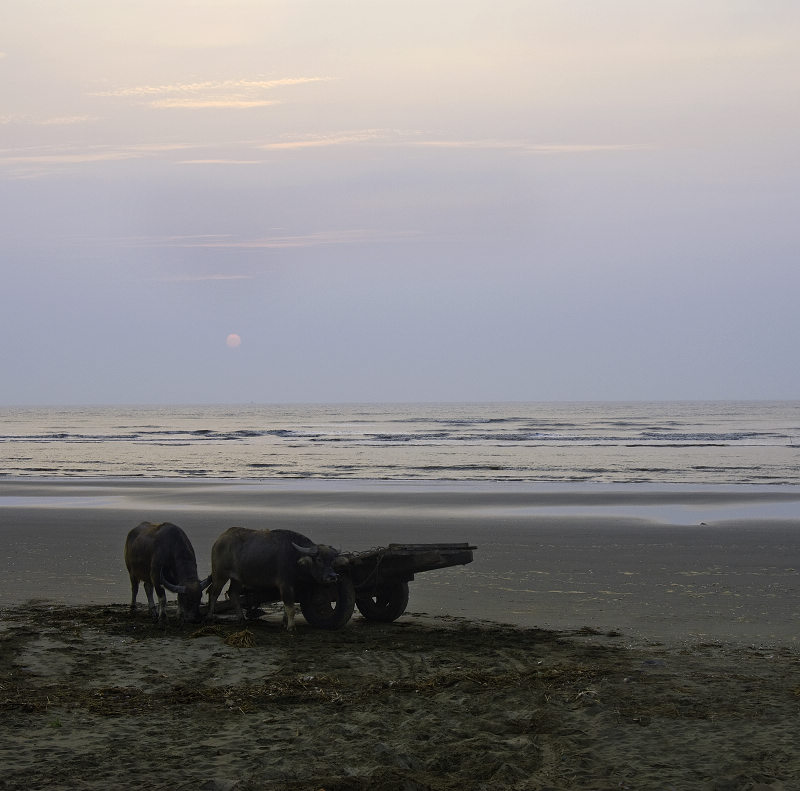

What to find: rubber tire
left=355, top=581, right=410, bottom=623
left=299, top=576, right=356, bottom=629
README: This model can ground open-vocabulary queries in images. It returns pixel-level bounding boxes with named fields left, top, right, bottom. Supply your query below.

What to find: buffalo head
left=292, top=542, right=349, bottom=584
left=161, top=571, right=212, bottom=623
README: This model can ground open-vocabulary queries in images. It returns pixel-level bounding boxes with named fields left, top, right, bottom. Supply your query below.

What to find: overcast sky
left=2, top=1, right=798, bottom=405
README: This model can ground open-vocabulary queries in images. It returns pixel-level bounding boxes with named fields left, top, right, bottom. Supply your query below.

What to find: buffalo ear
left=297, top=556, right=313, bottom=569
left=332, top=555, right=349, bottom=570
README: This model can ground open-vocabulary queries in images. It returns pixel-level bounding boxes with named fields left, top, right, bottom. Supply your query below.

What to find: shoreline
left=1, top=478, right=800, bottom=646
left=4, top=475, right=800, bottom=516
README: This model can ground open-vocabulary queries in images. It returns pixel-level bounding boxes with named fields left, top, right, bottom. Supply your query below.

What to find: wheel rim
left=299, top=576, right=355, bottom=629
left=355, top=580, right=409, bottom=622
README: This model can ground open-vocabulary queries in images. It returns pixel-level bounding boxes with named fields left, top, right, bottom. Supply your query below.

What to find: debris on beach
left=224, top=629, right=256, bottom=648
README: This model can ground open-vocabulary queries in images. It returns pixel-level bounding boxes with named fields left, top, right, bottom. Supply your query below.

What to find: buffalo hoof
left=281, top=616, right=296, bottom=633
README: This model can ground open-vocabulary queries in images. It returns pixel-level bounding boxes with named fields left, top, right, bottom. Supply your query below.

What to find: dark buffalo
left=206, top=527, right=353, bottom=630
left=124, top=521, right=211, bottom=624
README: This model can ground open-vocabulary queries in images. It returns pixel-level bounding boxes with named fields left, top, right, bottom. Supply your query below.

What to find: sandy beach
left=2, top=479, right=800, bottom=789
left=3, top=479, right=800, bottom=642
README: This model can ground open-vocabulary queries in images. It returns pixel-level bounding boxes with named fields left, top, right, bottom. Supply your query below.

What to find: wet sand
left=1, top=479, right=800, bottom=789
left=2, top=479, right=800, bottom=644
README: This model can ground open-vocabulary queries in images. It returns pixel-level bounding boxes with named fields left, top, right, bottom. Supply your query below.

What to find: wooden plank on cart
left=347, top=542, right=476, bottom=591
left=386, top=542, right=476, bottom=553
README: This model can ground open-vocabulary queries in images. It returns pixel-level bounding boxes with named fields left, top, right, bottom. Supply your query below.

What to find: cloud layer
left=92, top=77, right=330, bottom=109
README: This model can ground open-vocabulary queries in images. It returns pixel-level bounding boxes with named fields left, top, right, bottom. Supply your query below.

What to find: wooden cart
left=240, top=542, right=477, bottom=629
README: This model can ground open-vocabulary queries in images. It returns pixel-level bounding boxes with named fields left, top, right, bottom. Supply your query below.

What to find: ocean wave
left=638, top=431, right=765, bottom=442
left=0, top=428, right=786, bottom=448
left=3, top=402, right=799, bottom=484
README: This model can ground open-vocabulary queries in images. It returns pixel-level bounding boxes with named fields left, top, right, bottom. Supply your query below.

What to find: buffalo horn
left=160, top=571, right=186, bottom=594
left=199, top=575, right=213, bottom=591
left=292, top=542, right=318, bottom=556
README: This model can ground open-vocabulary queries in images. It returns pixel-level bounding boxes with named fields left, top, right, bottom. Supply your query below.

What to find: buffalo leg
left=206, top=575, right=228, bottom=620
left=154, top=585, right=168, bottom=623
left=129, top=577, right=140, bottom=611
left=143, top=582, right=159, bottom=622
left=282, top=603, right=297, bottom=631
left=280, top=585, right=297, bottom=631
left=227, top=580, right=245, bottom=622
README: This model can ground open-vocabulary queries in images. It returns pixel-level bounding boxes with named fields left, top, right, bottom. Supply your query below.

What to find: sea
left=2, top=400, right=800, bottom=485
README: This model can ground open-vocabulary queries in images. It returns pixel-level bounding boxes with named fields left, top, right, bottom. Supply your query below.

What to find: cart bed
left=346, top=542, right=476, bottom=593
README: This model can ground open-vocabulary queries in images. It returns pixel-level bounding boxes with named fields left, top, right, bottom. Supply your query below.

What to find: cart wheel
left=299, top=576, right=355, bottom=629
left=356, top=581, right=410, bottom=622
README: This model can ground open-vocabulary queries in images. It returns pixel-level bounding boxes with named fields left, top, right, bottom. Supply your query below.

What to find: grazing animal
left=124, top=521, right=211, bottom=623
left=206, top=527, right=350, bottom=630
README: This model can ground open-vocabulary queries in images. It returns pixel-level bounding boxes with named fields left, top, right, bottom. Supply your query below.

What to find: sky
left=2, top=1, right=799, bottom=405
